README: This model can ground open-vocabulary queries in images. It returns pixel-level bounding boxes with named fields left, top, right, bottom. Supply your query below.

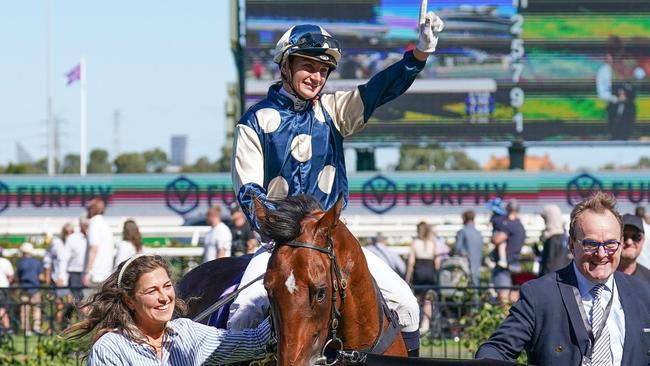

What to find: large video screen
left=243, top=0, right=650, bottom=143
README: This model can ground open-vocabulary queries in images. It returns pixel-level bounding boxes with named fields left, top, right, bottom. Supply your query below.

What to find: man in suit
left=476, top=192, right=650, bottom=365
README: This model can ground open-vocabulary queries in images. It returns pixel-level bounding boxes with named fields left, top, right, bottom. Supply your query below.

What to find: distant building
left=171, top=135, right=188, bottom=166
left=483, top=153, right=567, bottom=171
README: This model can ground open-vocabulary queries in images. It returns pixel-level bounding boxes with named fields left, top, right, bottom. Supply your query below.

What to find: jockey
left=230, top=1, right=444, bottom=357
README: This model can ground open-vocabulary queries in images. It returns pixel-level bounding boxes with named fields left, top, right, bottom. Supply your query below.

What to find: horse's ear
left=251, top=195, right=267, bottom=225
left=318, top=193, right=344, bottom=231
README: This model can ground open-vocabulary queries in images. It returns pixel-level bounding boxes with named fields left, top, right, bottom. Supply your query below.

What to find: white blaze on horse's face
left=285, top=270, right=297, bottom=294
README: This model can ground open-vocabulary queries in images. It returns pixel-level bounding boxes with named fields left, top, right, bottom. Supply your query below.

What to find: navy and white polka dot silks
left=233, top=50, right=426, bottom=229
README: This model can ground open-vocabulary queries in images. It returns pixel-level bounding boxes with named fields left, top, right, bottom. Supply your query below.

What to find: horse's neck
left=337, top=240, right=383, bottom=350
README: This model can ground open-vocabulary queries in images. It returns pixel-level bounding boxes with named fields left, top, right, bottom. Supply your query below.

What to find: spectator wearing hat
left=16, top=242, right=44, bottom=336
left=0, top=246, right=14, bottom=332
left=617, top=214, right=650, bottom=283
left=491, top=199, right=526, bottom=303
left=485, top=198, right=508, bottom=270
left=634, top=206, right=650, bottom=269
left=229, top=204, right=258, bottom=257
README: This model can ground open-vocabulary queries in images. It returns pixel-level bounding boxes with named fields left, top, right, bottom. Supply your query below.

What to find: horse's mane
left=258, top=195, right=323, bottom=244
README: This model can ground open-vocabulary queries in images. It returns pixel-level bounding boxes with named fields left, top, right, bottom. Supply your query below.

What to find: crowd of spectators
left=0, top=199, right=259, bottom=336
left=2, top=195, right=649, bottom=353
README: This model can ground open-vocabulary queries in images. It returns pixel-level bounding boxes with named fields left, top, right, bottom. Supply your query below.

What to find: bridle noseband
left=284, top=237, right=347, bottom=366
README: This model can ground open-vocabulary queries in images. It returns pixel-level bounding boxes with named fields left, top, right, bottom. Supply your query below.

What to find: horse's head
left=255, top=194, right=351, bottom=365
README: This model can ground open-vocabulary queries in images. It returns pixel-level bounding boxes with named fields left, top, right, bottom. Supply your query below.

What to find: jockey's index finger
left=419, top=0, right=427, bottom=25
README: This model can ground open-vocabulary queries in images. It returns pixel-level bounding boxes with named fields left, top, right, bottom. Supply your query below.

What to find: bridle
left=283, top=236, right=348, bottom=366
left=280, top=234, right=400, bottom=365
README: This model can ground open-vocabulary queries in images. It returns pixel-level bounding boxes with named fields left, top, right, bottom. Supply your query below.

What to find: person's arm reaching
left=196, top=317, right=273, bottom=365
left=319, top=0, right=443, bottom=137
left=475, top=283, right=536, bottom=361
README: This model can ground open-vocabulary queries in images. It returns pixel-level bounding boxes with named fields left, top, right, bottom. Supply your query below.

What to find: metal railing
left=0, top=286, right=85, bottom=365
left=0, top=283, right=520, bottom=364
left=413, top=284, right=521, bottom=359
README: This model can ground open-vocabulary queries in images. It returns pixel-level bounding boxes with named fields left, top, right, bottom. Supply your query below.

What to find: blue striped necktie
left=589, top=283, right=612, bottom=365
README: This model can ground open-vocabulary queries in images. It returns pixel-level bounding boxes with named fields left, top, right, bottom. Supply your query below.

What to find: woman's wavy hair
left=122, top=219, right=143, bottom=253
left=62, top=255, right=187, bottom=345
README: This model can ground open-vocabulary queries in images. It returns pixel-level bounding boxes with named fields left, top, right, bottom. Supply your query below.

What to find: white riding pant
left=227, top=246, right=419, bottom=332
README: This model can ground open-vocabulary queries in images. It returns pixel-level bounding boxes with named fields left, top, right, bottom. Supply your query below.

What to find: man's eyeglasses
left=575, top=239, right=621, bottom=255
left=624, top=233, right=643, bottom=242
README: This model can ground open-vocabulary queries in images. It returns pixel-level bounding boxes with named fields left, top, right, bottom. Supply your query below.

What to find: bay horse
left=253, top=194, right=407, bottom=365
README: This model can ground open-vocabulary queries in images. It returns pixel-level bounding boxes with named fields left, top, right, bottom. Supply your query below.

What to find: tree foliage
left=114, top=152, right=147, bottom=173
left=143, top=148, right=169, bottom=173
left=214, top=145, right=232, bottom=173
left=397, top=145, right=480, bottom=171
left=181, top=156, right=217, bottom=173
left=62, top=154, right=80, bottom=174
left=87, top=149, right=112, bottom=173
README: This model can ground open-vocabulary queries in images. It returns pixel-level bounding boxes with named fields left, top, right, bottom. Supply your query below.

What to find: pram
left=427, top=252, right=474, bottom=339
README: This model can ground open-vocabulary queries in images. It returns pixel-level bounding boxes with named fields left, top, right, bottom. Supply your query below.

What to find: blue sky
left=1, top=1, right=235, bottom=166
left=1, top=1, right=647, bottom=171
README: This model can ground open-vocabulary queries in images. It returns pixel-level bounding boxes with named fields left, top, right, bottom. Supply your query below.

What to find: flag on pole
left=65, top=63, right=81, bottom=85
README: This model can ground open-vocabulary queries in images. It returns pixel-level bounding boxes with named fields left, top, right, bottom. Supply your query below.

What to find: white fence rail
left=0, top=214, right=557, bottom=258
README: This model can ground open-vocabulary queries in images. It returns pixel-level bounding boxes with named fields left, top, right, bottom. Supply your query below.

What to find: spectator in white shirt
left=202, top=205, right=232, bottom=263
left=83, top=198, right=115, bottom=288
left=43, top=222, right=74, bottom=329
left=115, top=219, right=143, bottom=268
left=67, top=216, right=89, bottom=302
left=0, top=246, right=14, bottom=332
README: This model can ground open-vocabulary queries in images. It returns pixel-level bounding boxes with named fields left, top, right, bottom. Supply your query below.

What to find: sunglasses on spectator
left=624, top=233, right=643, bottom=242
left=575, top=239, right=621, bottom=255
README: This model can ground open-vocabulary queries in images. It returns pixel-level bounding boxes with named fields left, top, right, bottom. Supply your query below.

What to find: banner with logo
left=0, top=172, right=648, bottom=217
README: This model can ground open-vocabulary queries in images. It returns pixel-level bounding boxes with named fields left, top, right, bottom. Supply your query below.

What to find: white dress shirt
left=202, top=222, right=232, bottom=262
left=42, top=236, right=70, bottom=284
left=573, top=263, right=625, bottom=366
left=65, top=231, right=87, bottom=273
left=87, top=214, right=116, bottom=283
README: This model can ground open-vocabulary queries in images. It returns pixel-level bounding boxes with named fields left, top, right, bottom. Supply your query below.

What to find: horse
left=253, top=194, right=407, bottom=365
left=177, top=256, right=251, bottom=327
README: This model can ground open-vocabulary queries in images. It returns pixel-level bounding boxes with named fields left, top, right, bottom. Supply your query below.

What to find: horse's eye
left=315, top=287, right=327, bottom=302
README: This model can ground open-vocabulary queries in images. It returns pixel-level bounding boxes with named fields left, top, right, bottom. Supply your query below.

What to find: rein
left=192, top=272, right=265, bottom=323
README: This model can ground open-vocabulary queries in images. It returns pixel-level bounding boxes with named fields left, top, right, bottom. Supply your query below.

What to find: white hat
left=20, top=242, right=34, bottom=255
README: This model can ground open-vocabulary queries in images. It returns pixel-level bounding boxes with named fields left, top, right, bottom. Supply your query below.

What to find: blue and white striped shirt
left=88, top=317, right=272, bottom=365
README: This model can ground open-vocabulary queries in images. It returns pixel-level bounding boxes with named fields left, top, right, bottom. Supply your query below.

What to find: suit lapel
left=615, top=272, right=635, bottom=365
left=556, top=264, right=590, bottom=355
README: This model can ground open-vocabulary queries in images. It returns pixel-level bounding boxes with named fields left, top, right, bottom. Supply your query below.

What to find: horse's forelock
left=259, top=195, right=323, bottom=244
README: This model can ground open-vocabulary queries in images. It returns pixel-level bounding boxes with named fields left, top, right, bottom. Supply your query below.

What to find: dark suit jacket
left=476, top=263, right=650, bottom=365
